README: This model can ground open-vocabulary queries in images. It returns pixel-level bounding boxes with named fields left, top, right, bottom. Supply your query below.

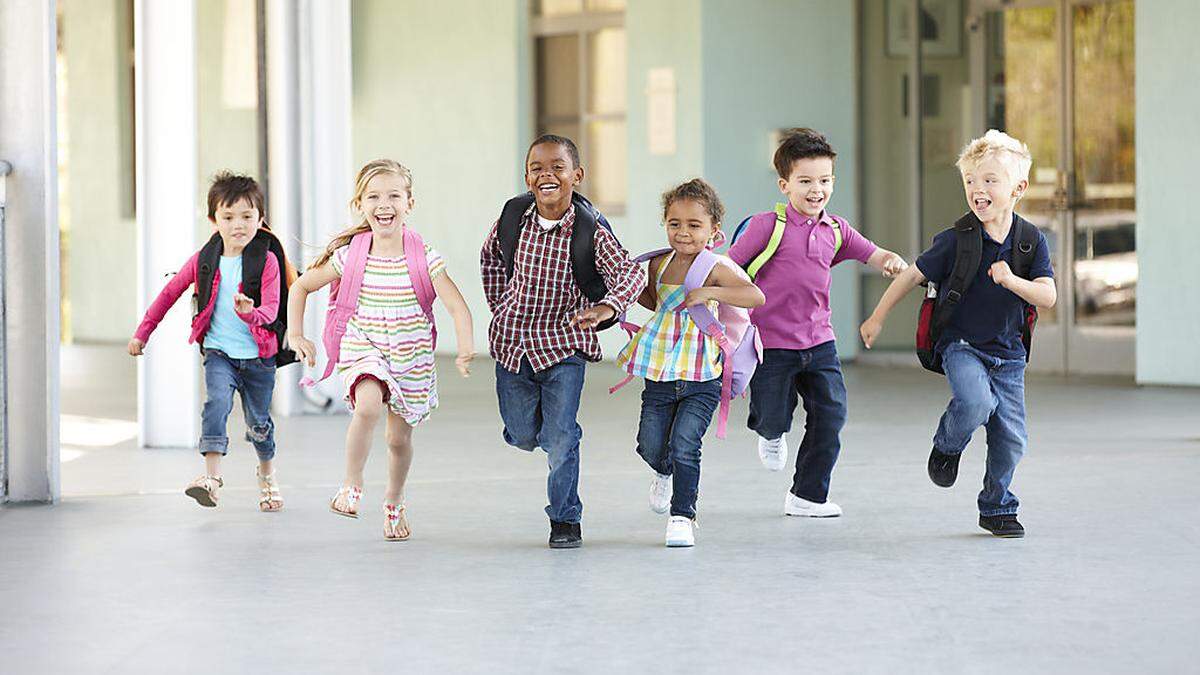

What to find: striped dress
left=331, top=243, right=445, bottom=425
left=616, top=252, right=722, bottom=383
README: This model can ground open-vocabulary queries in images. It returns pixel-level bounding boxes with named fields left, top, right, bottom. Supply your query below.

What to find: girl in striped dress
left=288, top=159, right=475, bottom=540
left=616, top=179, right=764, bottom=547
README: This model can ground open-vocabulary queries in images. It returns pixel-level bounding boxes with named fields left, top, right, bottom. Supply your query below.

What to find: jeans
left=200, top=350, right=277, bottom=461
left=494, top=353, right=586, bottom=524
left=933, top=341, right=1028, bottom=516
left=747, top=341, right=848, bottom=504
left=635, top=378, right=721, bottom=519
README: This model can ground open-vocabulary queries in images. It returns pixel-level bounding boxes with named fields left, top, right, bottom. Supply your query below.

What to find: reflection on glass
left=537, top=0, right=584, bottom=17
left=588, top=28, right=625, bottom=115
left=586, top=119, right=626, bottom=211
left=587, top=0, right=627, bottom=11
left=536, top=35, right=580, bottom=120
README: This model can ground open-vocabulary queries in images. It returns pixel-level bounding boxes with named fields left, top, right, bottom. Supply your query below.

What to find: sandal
left=256, top=468, right=283, bottom=512
left=184, top=475, right=223, bottom=508
left=330, top=485, right=363, bottom=518
left=383, top=503, right=411, bottom=541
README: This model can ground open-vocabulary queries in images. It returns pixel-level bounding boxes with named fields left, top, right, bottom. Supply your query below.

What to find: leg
left=535, top=354, right=586, bottom=524
left=238, top=357, right=278, bottom=468
left=494, top=360, right=542, bottom=451
left=198, top=351, right=237, bottom=466
left=383, top=412, right=414, bottom=505
left=979, top=359, right=1028, bottom=516
left=635, top=380, right=677, bottom=476
left=790, top=342, right=848, bottom=504
left=667, top=380, right=721, bottom=519
left=747, top=349, right=801, bottom=440
left=343, top=376, right=386, bottom=488
left=932, top=343, right=997, bottom=456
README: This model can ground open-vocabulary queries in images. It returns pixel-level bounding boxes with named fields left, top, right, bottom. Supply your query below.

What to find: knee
left=386, top=427, right=413, bottom=453
left=246, top=420, right=273, bottom=443
left=955, top=394, right=996, bottom=426
left=353, top=395, right=384, bottom=424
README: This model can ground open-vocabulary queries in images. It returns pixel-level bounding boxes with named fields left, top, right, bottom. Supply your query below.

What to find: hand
left=683, top=287, right=717, bottom=308
left=988, top=261, right=1014, bottom=288
left=455, top=350, right=475, bottom=378
left=859, top=316, right=883, bottom=349
left=127, top=338, right=145, bottom=357
left=233, top=292, right=255, bottom=314
left=290, top=334, right=317, bottom=367
left=882, top=253, right=909, bottom=278
left=569, top=304, right=616, bottom=331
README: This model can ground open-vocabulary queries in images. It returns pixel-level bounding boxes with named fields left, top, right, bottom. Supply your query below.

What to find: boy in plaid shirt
left=481, top=134, right=644, bottom=549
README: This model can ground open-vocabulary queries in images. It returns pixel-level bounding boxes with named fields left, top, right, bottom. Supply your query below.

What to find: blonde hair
left=956, top=130, right=1033, bottom=185
left=311, top=159, right=414, bottom=269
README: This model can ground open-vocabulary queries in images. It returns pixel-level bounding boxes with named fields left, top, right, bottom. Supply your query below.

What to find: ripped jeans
left=199, top=350, right=277, bottom=461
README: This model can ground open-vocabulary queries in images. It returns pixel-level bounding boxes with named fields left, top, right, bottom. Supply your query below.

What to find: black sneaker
left=979, top=514, right=1025, bottom=538
left=927, top=447, right=961, bottom=488
left=548, top=520, right=582, bottom=549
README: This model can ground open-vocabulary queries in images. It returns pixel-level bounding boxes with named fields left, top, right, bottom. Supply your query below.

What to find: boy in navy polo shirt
left=859, top=130, right=1056, bottom=537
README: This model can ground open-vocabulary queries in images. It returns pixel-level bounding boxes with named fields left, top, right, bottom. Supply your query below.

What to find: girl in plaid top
left=289, top=160, right=475, bottom=541
left=617, top=179, right=764, bottom=547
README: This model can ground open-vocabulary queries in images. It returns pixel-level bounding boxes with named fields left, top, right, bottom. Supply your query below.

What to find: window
left=532, top=0, right=627, bottom=215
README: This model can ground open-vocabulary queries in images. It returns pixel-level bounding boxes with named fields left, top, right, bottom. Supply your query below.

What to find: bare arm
left=990, top=261, right=1057, bottom=308
left=431, top=272, right=476, bottom=377
left=866, top=247, right=910, bottom=278
left=286, top=263, right=340, bottom=367
left=636, top=255, right=665, bottom=311
left=859, top=263, right=927, bottom=348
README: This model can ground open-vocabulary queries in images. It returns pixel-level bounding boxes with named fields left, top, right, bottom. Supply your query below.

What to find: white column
left=0, top=0, right=61, bottom=502
left=135, top=0, right=200, bottom=447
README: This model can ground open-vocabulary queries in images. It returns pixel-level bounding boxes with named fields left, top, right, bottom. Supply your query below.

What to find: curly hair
left=661, top=178, right=725, bottom=224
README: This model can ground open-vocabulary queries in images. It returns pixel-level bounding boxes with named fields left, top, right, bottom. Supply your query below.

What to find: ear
left=1013, top=179, right=1029, bottom=198
left=209, top=217, right=218, bottom=230
left=573, top=164, right=584, bottom=185
left=778, top=177, right=788, bottom=194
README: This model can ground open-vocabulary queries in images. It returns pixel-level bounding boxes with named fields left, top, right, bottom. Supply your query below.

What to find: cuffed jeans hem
left=198, top=437, right=229, bottom=455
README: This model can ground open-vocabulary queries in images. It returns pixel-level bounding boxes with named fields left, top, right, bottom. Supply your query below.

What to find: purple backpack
left=612, top=248, right=762, bottom=438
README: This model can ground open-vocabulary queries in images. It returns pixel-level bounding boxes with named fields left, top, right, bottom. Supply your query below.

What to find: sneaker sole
left=666, top=539, right=694, bottom=547
left=784, top=511, right=841, bottom=518
left=980, top=527, right=1025, bottom=538
left=548, top=540, right=582, bottom=549
left=184, top=486, right=217, bottom=508
left=650, top=504, right=670, bottom=514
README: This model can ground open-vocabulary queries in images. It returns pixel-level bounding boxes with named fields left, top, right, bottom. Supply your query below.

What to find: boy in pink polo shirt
left=728, top=128, right=907, bottom=517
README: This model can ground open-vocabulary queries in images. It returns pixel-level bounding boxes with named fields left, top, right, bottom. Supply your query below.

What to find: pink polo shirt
left=728, top=203, right=876, bottom=350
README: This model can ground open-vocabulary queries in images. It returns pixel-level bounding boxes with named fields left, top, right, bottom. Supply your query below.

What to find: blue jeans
left=494, top=353, right=586, bottom=524
left=636, top=378, right=721, bottom=519
left=747, top=341, right=848, bottom=504
left=200, top=350, right=277, bottom=461
left=933, top=341, right=1028, bottom=517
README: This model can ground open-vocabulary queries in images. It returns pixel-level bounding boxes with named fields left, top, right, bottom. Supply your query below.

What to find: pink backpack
left=612, top=248, right=763, bottom=438
left=300, top=228, right=437, bottom=388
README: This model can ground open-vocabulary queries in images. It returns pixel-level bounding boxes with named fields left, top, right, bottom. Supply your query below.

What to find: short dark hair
left=526, top=134, right=581, bottom=169
left=773, top=128, right=837, bottom=179
left=662, top=178, right=725, bottom=224
left=207, top=171, right=265, bottom=220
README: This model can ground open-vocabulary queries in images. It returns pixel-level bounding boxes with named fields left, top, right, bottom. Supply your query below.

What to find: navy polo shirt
left=915, top=216, right=1054, bottom=359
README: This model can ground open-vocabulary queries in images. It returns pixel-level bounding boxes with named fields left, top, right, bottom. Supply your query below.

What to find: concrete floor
left=3, top=345, right=1199, bottom=674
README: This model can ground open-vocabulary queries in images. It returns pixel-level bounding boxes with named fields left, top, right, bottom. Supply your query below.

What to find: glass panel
left=586, top=0, right=627, bottom=12
left=587, top=28, right=626, bottom=115
left=919, top=0, right=971, bottom=246
left=536, top=35, right=580, bottom=120
left=536, top=0, right=584, bottom=17
left=1071, top=0, right=1136, bottom=326
left=585, top=119, right=626, bottom=212
left=540, top=121, right=582, bottom=145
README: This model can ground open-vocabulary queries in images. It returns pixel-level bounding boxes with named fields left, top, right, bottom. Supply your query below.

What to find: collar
left=785, top=201, right=837, bottom=228
left=523, top=201, right=576, bottom=235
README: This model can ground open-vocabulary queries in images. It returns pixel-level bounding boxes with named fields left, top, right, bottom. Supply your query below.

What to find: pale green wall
left=1135, top=0, right=1200, bottom=386
left=351, top=0, right=524, bottom=352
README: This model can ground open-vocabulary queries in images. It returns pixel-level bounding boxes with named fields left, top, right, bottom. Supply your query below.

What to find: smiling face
left=664, top=198, right=720, bottom=257
left=961, top=157, right=1026, bottom=222
left=525, top=142, right=583, bottom=217
left=355, top=172, right=413, bottom=237
left=778, top=156, right=835, bottom=217
left=210, top=197, right=262, bottom=254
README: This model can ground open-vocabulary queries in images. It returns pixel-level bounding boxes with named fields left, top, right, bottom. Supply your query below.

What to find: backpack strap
left=496, top=193, right=534, bottom=281
left=241, top=232, right=268, bottom=302
left=745, top=203, right=788, bottom=279
left=682, top=250, right=737, bottom=438
left=608, top=248, right=672, bottom=395
left=1010, top=214, right=1039, bottom=279
left=403, top=227, right=438, bottom=349
left=194, top=233, right=224, bottom=318
left=301, top=231, right=371, bottom=387
left=931, top=213, right=984, bottom=339
left=259, top=229, right=298, bottom=367
left=828, top=214, right=844, bottom=256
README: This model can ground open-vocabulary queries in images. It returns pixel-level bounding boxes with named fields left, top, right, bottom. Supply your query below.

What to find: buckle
left=945, top=290, right=962, bottom=303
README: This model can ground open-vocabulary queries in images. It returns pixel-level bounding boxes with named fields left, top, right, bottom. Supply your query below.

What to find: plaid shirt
left=481, top=202, right=645, bottom=373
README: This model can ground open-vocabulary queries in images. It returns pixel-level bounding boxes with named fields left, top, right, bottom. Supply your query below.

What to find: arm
left=989, top=262, right=1057, bottom=308
left=480, top=221, right=506, bottom=313
left=286, top=262, right=341, bottom=367
left=859, top=263, right=927, bottom=349
left=866, top=247, right=909, bottom=278
left=431, top=271, right=476, bottom=377
left=234, top=252, right=280, bottom=326
left=571, top=227, right=648, bottom=330
left=683, top=260, right=766, bottom=309
left=128, top=254, right=198, bottom=356
left=636, top=255, right=664, bottom=311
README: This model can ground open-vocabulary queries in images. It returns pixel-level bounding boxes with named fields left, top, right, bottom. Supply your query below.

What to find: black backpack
left=915, top=213, right=1040, bottom=374
left=496, top=190, right=620, bottom=331
left=195, top=228, right=298, bottom=367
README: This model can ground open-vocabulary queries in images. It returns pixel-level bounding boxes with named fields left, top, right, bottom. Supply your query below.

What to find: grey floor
left=3, top=346, right=1199, bottom=674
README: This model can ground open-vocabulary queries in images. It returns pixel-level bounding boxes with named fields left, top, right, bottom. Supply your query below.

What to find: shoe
left=383, top=503, right=411, bottom=541
left=549, top=520, right=582, bottom=549
left=979, top=514, right=1025, bottom=538
left=184, top=475, right=223, bottom=508
left=757, top=434, right=788, bottom=472
left=649, top=472, right=671, bottom=514
left=928, top=448, right=961, bottom=488
left=783, top=492, right=842, bottom=517
left=665, top=516, right=695, bottom=547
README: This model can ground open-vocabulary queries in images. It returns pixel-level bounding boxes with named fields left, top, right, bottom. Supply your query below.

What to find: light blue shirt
left=203, top=255, right=260, bottom=359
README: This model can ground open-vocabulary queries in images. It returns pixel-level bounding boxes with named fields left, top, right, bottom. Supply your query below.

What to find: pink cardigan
left=134, top=250, right=281, bottom=357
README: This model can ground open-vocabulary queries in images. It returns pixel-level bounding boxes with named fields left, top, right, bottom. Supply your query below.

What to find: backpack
left=496, top=190, right=620, bottom=331
left=610, top=248, right=763, bottom=439
left=196, top=228, right=298, bottom=367
left=300, top=228, right=437, bottom=387
left=915, top=213, right=1041, bottom=374
left=729, top=202, right=843, bottom=279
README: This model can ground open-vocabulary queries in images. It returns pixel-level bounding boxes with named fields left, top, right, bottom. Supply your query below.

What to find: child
left=288, top=159, right=475, bottom=541
left=860, top=130, right=1055, bottom=538
left=728, top=128, right=907, bottom=517
left=128, top=171, right=296, bottom=511
left=480, top=134, right=645, bottom=549
left=616, top=179, right=764, bottom=547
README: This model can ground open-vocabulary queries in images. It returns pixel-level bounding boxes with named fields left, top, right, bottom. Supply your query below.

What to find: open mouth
left=537, top=182, right=560, bottom=196
left=973, top=197, right=992, bottom=210
left=805, top=195, right=824, bottom=209
left=374, top=213, right=396, bottom=227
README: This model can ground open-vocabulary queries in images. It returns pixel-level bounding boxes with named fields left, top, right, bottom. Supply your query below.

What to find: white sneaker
left=784, top=492, right=842, bottom=518
left=757, top=434, right=788, bottom=471
left=649, top=472, right=671, bottom=514
left=665, top=516, right=695, bottom=547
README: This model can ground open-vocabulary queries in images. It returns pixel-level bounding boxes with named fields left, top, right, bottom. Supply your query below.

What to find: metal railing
left=0, top=159, right=9, bottom=500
